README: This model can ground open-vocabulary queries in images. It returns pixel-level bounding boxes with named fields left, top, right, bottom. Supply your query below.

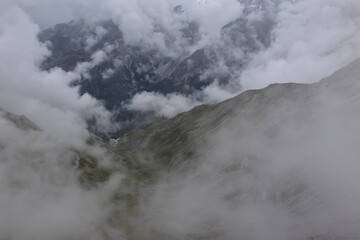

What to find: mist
left=0, top=5, right=122, bottom=240
left=128, top=0, right=360, bottom=117
left=138, top=60, right=360, bottom=239
left=1, top=0, right=360, bottom=239
left=8, top=0, right=360, bottom=118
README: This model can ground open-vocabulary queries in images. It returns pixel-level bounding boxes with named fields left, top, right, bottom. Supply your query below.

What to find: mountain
left=38, top=5, right=274, bottom=136
left=77, top=58, right=360, bottom=239
left=109, top=58, right=360, bottom=181
left=2, top=58, right=360, bottom=239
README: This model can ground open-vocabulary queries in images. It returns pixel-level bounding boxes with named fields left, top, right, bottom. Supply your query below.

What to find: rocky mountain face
left=38, top=4, right=274, bottom=136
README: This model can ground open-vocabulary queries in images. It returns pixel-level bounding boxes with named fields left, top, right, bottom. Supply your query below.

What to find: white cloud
left=180, top=0, right=243, bottom=45
left=127, top=91, right=201, bottom=117
left=20, top=0, right=243, bottom=55
left=140, top=61, right=360, bottom=239
left=240, top=0, right=360, bottom=90
left=201, top=81, right=237, bottom=103
left=74, top=50, right=109, bottom=80
left=85, top=25, right=108, bottom=50
left=0, top=6, right=122, bottom=239
left=0, top=7, right=115, bottom=134
left=127, top=81, right=236, bottom=118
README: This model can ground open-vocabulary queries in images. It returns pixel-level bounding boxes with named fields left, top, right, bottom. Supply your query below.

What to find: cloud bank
left=0, top=7, right=115, bottom=134
left=22, top=0, right=243, bottom=52
left=139, top=61, right=360, bottom=239
left=0, top=6, right=121, bottom=240
left=129, top=0, right=360, bottom=117
left=241, top=0, right=360, bottom=90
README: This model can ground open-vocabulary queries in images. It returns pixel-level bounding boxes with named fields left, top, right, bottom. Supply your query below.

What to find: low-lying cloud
left=0, top=6, right=121, bottom=239
left=0, top=7, right=115, bottom=134
left=22, top=0, right=243, bottom=53
left=127, top=81, right=235, bottom=117
left=139, top=60, right=360, bottom=239
left=127, top=0, right=360, bottom=117
left=241, top=0, right=360, bottom=90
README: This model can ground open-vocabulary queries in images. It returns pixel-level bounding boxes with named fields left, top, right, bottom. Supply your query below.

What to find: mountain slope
left=115, top=57, right=360, bottom=168
left=2, top=58, right=360, bottom=239
left=100, top=58, right=360, bottom=239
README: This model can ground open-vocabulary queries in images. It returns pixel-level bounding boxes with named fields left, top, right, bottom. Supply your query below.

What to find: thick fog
left=241, top=0, right=360, bottom=89
left=139, top=60, right=360, bottom=239
left=0, top=6, right=121, bottom=240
